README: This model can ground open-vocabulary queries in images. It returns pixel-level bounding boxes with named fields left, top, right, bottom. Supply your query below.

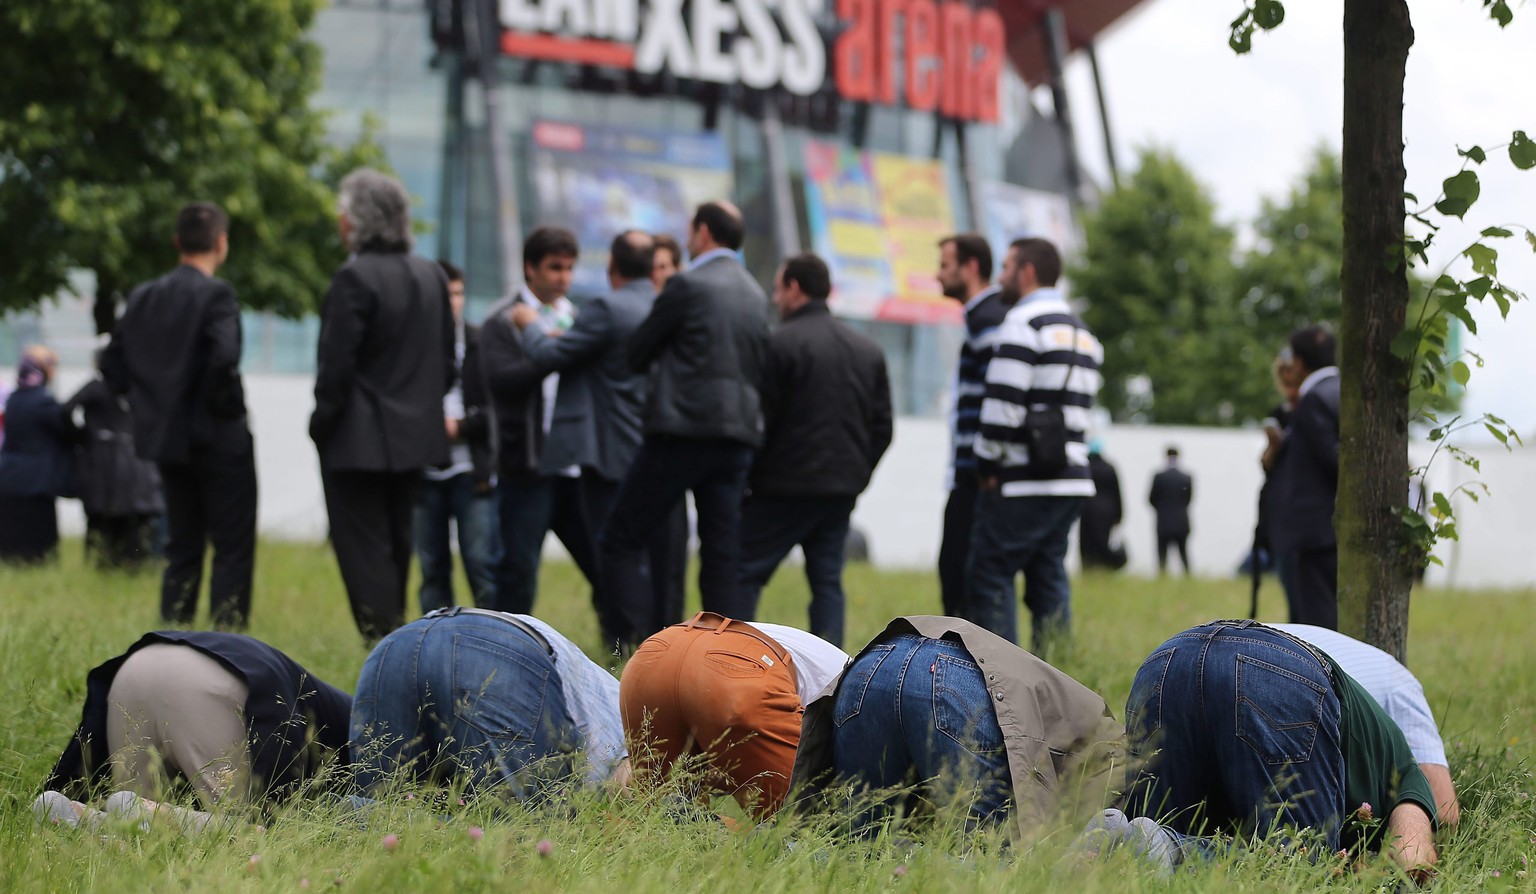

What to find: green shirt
left=1328, top=655, right=1439, bottom=851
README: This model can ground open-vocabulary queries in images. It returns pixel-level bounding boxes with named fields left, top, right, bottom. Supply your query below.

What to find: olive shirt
left=791, top=615, right=1126, bottom=839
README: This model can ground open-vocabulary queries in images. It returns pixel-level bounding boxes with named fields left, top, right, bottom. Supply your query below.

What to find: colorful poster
left=527, top=120, right=733, bottom=297
left=802, top=139, right=959, bottom=324
left=979, top=181, right=1080, bottom=273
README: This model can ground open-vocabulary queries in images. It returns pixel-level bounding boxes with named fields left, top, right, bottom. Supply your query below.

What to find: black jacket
left=1271, top=372, right=1341, bottom=553
left=479, top=300, right=546, bottom=477
left=1149, top=466, right=1193, bottom=537
left=44, top=631, right=352, bottom=804
left=0, top=386, right=76, bottom=498
left=102, top=265, right=251, bottom=463
left=628, top=255, right=770, bottom=447
left=310, top=247, right=455, bottom=472
left=65, top=379, right=164, bottom=516
left=749, top=303, right=892, bottom=497
left=431, top=322, right=495, bottom=489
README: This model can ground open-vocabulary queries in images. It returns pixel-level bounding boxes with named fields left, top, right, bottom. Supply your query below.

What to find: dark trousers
left=1291, top=546, right=1338, bottom=629
left=738, top=494, right=857, bottom=647
left=86, top=513, right=158, bottom=570
left=582, top=474, right=688, bottom=648
left=937, top=473, right=978, bottom=618
left=601, top=435, right=753, bottom=647
left=496, top=474, right=599, bottom=616
left=966, top=492, right=1084, bottom=652
left=1156, top=533, right=1190, bottom=575
left=158, top=452, right=257, bottom=629
left=323, top=468, right=418, bottom=643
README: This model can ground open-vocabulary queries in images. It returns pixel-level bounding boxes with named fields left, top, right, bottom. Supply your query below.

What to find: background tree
left=1071, top=148, right=1253, bottom=425
left=0, top=0, right=385, bottom=328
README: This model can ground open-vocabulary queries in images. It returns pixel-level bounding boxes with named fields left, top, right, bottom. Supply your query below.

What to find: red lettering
left=905, top=0, right=939, bottom=111
left=834, top=0, right=876, bottom=102
left=938, top=1, right=971, bottom=118
left=876, top=0, right=904, bottom=105
left=971, top=7, right=1004, bottom=123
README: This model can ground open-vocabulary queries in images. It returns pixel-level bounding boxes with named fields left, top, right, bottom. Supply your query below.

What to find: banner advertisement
left=803, top=139, right=959, bottom=324
left=528, top=120, right=733, bottom=297
left=978, top=181, right=1080, bottom=273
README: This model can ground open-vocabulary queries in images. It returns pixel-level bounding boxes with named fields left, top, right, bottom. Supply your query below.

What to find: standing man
left=480, top=226, right=601, bottom=615
left=311, top=169, right=454, bottom=643
left=601, top=201, right=770, bottom=649
left=1079, top=442, right=1126, bottom=571
left=935, top=233, right=1004, bottom=619
left=1148, top=446, right=1193, bottom=575
left=969, top=238, right=1102, bottom=652
left=737, top=254, right=892, bottom=646
left=103, top=202, right=257, bottom=629
left=413, top=260, right=499, bottom=613
left=509, top=231, right=664, bottom=647
left=1270, top=324, right=1341, bottom=628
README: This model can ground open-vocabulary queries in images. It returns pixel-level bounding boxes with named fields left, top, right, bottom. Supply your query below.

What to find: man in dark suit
left=512, top=230, right=683, bottom=646
left=310, top=169, right=454, bottom=643
left=1270, top=324, right=1341, bottom=628
left=601, top=201, right=771, bottom=649
left=737, top=253, right=892, bottom=647
left=480, top=226, right=601, bottom=616
left=103, top=202, right=257, bottom=629
left=1080, top=443, right=1125, bottom=570
left=1148, top=446, right=1193, bottom=575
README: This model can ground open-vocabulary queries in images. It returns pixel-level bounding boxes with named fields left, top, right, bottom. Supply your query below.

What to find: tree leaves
left=1434, top=170, right=1481, bottom=218
left=1484, top=0, right=1514, bottom=27
left=1509, top=131, right=1536, bottom=170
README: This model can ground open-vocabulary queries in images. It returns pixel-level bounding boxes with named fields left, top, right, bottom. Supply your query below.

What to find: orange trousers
left=620, top=612, right=803, bottom=817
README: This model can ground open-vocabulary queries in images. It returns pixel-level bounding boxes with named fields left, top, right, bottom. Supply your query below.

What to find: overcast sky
left=1052, top=0, right=1536, bottom=438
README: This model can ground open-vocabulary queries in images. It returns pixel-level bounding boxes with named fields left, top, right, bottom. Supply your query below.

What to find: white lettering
left=779, top=0, right=827, bottom=95
left=692, top=0, right=739, bottom=84
left=540, top=0, right=590, bottom=33
left=734, top=0, right=782, bottom=89
left=591, top=0, right=639, bottom=41
left=501, top=0, right=542, bottom=32
left=635, top=0, right=695, bottom=78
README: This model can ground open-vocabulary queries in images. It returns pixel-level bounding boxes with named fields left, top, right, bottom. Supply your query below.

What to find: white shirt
left=1298, top=365, right=1340, bottom=399
left=1275, top=623, right=1448, bottom=767
left=752, top=623, right=849, bottom=702
left=517, top=287, right=579, bottom=478
left=515, top=614, right=628, bottom=784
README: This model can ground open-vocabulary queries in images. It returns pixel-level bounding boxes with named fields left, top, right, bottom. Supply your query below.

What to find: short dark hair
left=1166, top=446, right=1180, bottom=458
left=940, top=233, right=993, bottom=281
left=524, top=226, right=579, bottom=268
left=437, top=259, right=464, bottom=283
left=1289, top=324, right=1337, bottom=372
left=1009, top=237, right=1062, bottom=286
left=177, top=202, right=228, bottom=254
left=610, top=230, right=656, bottom=280
left=693, top=201, right=745, bottom=251
left=781, top=253, right=832, bottom=302
left=653, top=234, right=683, bottom=269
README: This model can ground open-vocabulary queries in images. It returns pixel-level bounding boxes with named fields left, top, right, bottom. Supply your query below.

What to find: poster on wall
left=803, top=139, right=959, bottom=324
left=978, top=181, right=1080, bottom=277
left=527, top=120, right=733, bottom=297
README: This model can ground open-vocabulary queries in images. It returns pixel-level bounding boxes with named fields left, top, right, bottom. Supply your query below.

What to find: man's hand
left=979, top=476, right=999, bottom=492
left=510, top=303, right=539, bottom=329
left=1384, top=802, right=1437, bottom=878
left=445, top=416, right=460, bottom=439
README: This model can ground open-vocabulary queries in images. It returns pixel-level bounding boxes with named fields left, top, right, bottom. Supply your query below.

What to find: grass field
left=2, top=541, right=1533, bottom=892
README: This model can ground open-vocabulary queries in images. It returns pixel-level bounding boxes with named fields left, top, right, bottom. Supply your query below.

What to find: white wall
left=46, top=369, right=1535, bottom=590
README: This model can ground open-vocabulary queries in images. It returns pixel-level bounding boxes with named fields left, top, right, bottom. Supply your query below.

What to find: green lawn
left=2, top=542, right=1532, bottom=892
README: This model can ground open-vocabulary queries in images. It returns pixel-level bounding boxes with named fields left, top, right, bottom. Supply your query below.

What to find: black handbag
left=1023, top=323, right=1080, bottom=476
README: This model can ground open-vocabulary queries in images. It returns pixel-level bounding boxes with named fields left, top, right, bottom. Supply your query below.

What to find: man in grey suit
left=511, top=231, right=685, bottom=646
left=600, top=202, right=771, bottom=649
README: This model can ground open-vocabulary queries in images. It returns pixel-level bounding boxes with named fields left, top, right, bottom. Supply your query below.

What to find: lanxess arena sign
left=499, top=0, right=1005, bottom=122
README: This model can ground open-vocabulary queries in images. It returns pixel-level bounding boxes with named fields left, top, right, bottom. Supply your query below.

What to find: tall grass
left=1, top=543, right=1531, bottom=892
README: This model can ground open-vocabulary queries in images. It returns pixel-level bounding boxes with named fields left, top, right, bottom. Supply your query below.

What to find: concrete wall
left=45, top=369, right=1535, bottom=591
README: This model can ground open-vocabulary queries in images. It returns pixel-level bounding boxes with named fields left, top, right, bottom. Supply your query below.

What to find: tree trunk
left=1337, top=0, right=1415, bottom=661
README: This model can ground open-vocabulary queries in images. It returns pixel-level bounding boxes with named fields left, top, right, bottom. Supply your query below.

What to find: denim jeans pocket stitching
left=1233, top=654, right=1327, bottom=767
left=932, top=653, right=1005, bottom=756
left=832, top=643, right=895, bottom=728
left=450, top=633, right=551, bottom=741
left=1127, top=646, right=1177, bottom=751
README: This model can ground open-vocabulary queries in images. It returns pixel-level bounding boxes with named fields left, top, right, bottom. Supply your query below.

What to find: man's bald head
left=609, top=229, right=656, bottom=283
left=690, top=201, right=745, bottom=256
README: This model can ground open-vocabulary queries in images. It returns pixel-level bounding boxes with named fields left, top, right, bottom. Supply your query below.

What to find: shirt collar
left=1016, top=285, right=1062, bottom=307
left=1299, top=365, right=1340, bottom=398
left=963, top=283, right=1001, bottom=313
left=689, top=247, right=738, bottom=270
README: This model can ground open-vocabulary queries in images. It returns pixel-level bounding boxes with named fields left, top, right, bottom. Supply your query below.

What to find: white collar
left=1016, top=285, right=1062, bottom=307
left=963, top=284, right=1001, bottom=312
left=689, top=247, right=738, bottom=270
left=1299, top=366, right=1340, bottom=398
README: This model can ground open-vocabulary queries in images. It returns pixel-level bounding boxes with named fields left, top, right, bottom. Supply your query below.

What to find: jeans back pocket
left=1234, top=654, right=1327, bottom=766
left=833, top=643, right=895, bottom=728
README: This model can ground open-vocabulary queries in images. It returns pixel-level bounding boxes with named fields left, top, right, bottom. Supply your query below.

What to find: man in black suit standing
left=737, top=253, right=892, bottom=647
left=600, top=201, right=770, bottom=649
left=103, top=202, right=257, bottom=629
left=1270, top=324, right=1341, bottom=628
left=1148, top=446, right=1193, bottom=575
left=310, top=169, right=454, bottom=643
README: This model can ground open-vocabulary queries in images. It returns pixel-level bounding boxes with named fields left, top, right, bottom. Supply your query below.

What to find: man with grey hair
left=311, top=168, right=455, bottom=643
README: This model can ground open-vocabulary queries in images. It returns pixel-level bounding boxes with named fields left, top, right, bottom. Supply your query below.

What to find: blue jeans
left=1125, top=621, right=1344, bottom=852
left=737, top=495, right=856, bottom=647
left=497, top=474, right=600, bottom=616
left=966, top=492, right=1084, bottom=651
left=831, top=635, right=1013, bottom=833
left=350, top=613, right=578, bottom=800
left=413, top=474, right=501, bottom=614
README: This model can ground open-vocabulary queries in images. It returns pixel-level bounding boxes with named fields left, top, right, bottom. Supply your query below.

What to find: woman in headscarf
left=0, top=346, right=77, bottom=562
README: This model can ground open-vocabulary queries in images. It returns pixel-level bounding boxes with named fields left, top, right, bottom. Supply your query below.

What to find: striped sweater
left=949, top=285, right=1007, bottom=485
left=974, top=287, right=1103, bottom=497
